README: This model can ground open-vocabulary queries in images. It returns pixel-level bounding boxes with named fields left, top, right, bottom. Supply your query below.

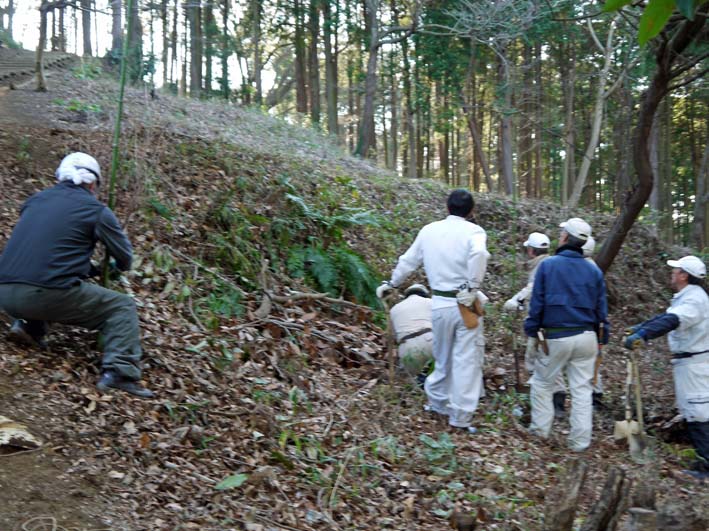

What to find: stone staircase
left=0, top=49, right=76, bottom=86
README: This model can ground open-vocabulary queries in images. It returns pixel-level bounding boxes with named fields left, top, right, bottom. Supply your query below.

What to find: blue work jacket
left=524, top=246, right=609, bottom=343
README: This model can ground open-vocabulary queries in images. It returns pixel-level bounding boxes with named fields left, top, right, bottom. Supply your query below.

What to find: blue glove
left=623, top=330, right=646, bottom=350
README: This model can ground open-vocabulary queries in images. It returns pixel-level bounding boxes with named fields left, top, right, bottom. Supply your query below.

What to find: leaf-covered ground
left=0, top=63, right=707, bottom=531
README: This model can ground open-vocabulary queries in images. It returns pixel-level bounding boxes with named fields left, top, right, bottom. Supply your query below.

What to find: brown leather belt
left=398, top=328, right=432, bottom=345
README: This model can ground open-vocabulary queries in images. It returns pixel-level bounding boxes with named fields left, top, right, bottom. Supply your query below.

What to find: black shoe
left=592, top=392, right=606, bottom=410
left=680, top=469, right=709, bottom=480
left=97, top=370, right=154, bottom=398
left=553, top=392, right=566, bottom=419
left=416, top=372, right=427, bottom=389
left=7, top=320, right=48, bottom=350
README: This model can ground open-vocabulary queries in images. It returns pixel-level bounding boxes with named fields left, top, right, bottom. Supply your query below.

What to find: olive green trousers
left=0, top=282, right=143, bottom=380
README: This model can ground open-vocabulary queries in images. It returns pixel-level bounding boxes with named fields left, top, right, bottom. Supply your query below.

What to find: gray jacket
left=0, top=181, right=132, bottom=288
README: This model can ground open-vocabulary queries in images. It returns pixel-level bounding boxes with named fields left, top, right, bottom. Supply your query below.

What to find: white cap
left=55, top=152, right=101, bottom=186
left=667, top=255, right=706, bottom=279
left=560, top=217, right=591, bottom=241
left=582, top=236, right=596, bottom=257
left=404, top=283, right=430, bottom=297
left=523, top=232, right=550, bottom=249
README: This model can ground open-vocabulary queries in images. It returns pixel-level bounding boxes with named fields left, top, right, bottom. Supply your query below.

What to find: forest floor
left=0, top=56, right=708, bottom=531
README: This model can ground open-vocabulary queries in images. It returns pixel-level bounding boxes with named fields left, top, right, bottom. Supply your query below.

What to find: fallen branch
left=267, top=290, right=374, bottom=312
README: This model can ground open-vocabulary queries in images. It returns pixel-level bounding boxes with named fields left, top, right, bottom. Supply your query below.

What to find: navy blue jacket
left=0, top=182, right=132, bottom=288
left=524, top=245, right=609, bottom=343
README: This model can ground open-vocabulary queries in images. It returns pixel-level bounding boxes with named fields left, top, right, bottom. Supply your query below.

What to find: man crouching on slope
left=0, top=152, right=153, bottom=398
left=377, top=189, right=489, bottom=432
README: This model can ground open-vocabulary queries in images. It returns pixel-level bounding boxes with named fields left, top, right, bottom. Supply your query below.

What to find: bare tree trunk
left=534, top=41, right=543, bottom=198
left=595, top=9, right=707, bottom=272
left=7, top=0, right=15, bottom=40
left=36, top=6, right=49, bottom=92
left=220, top=0, right=230, bottom=99
left=693, top=142, right=709, bottom=251
left=252, top=0, right=262, bottom=104
left=497, top=48, right=515, bottom=196
left=308, top=0, right=320, bottom=124
left=401, top=33, right=416, bottom=178
left=322, top=0, right=338, bottom=136
left=80, top=0, right=91, bottom=56
left=170, top=0, right=178, bottom=85
left=559, top=31, right=576, bottom=204
left=294, top=0, right=308, bottom=114
left=614, top=78, right=633, bottom=209
left=161, top=0, right=168, bottom=87
left=58, top=7, right=66, bottom=52
left=111, top=0, right=122, bottom=59
left=127, top=0, right=143, bottom=84
left=188, top=0, right=202, bottom=97
left=203, top=0, right=215, bottom=94
left=568, top=18, right=618, bottom=208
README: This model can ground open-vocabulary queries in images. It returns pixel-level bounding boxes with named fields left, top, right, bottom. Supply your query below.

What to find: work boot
left=7, top=320, right=48, bottom=350
left=681, top=459, right=709, bottom=481
left=553, top=392, right=566, bottom=419
left=97, top=370, right=154, bottom=398
left=592, top=392, right=606, bottom=410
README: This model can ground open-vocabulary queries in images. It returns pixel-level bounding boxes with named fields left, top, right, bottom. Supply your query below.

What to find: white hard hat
left=404, top=283, right=430, bottom=297
left=560, top=217, right=591, bottom=241
left=523, top=232, right=550, bottom=249
left=667, top=255, right=706, bottom=279
left=582, top=236, right=596, bottom=257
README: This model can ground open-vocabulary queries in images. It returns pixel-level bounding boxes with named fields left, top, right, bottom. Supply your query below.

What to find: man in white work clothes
left=377, top=190, right=489, bottom=431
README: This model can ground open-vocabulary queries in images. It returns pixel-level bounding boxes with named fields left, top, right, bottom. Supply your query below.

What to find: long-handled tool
left=613, top=351, right=647, bottom=460
left=379, top=293, right=397, bottom=384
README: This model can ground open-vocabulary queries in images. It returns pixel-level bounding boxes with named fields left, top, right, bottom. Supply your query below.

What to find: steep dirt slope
left=0, top=67, right=707, bottom=531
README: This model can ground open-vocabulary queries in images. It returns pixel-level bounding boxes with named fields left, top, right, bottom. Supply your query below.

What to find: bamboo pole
left=103, top=0, right=134, bottom=287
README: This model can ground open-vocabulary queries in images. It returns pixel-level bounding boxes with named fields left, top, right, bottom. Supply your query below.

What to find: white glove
left=376, top=281, right=395, bottom=299
left=456, top=288, right=477, bottom=307
left=503, top=298, right=521, bottom=311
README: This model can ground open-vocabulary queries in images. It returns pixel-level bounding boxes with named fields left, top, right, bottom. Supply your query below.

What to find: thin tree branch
left=667, top=67, right=709, bottom=92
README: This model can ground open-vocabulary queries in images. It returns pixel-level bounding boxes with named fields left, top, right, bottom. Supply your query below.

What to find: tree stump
left=607, top=476, right=632, bottom=531
left=625, top=508, right=657, bottom=531
left=543, top=459, right=589, bottom=531
left=579, top=467, right=628, bottom=531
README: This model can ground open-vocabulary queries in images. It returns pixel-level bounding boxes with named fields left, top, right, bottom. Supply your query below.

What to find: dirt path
left=0, top=368, right=112, bottom=531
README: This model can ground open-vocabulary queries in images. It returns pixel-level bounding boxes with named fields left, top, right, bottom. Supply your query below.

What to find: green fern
left=288, top=244, right=378, bottom=306
left=332, top=246, right=379, bottom=307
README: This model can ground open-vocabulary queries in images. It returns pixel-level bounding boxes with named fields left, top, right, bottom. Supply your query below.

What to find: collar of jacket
left=555, top=244, right=584, bottom=256
left=56, top=181, right=93, bottom=195
left=526, top=254, right=548, bottom=270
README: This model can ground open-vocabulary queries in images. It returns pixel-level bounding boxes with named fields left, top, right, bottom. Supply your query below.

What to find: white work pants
left=530, top=331, right=596, bottom=451
left=672, top=352, right=709, bottom=423
left=425, top=306, right=484, bottom=428
left=525, top=337, right=566, bottom=393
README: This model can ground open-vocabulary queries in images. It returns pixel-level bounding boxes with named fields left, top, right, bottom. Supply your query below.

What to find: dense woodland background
left=0, top=1, right=707, bottom=256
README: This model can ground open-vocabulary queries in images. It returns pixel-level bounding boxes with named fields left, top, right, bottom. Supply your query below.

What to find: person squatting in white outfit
left=377, top=190, right=489, bottom=430
left=389, top=284, right=433, bottom=377
left=623, top=255, right=709, bottom=480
